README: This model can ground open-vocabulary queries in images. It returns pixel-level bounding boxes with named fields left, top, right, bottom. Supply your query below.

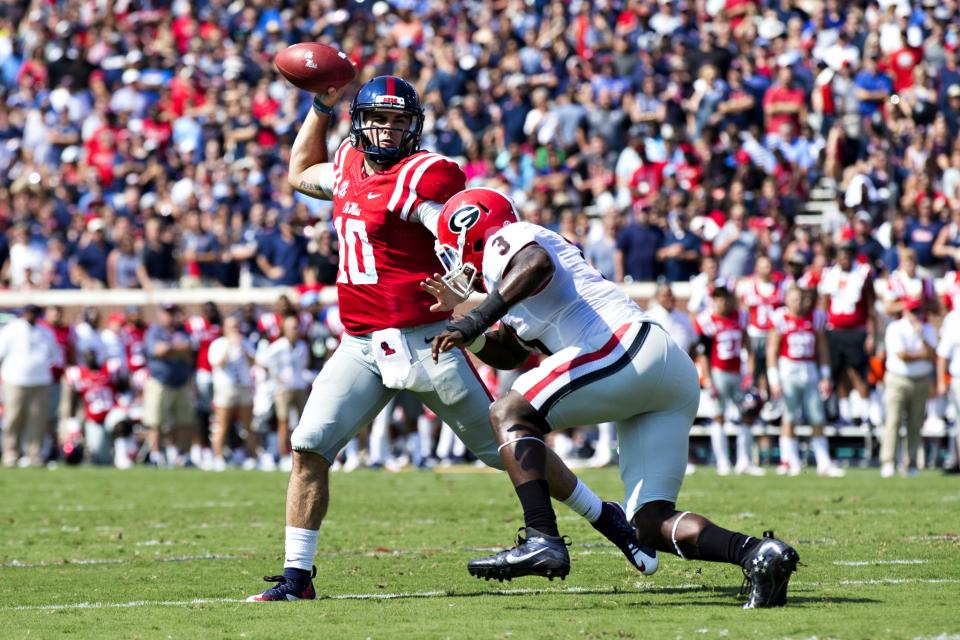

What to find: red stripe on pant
left=521, top=323, right=632, bottom=404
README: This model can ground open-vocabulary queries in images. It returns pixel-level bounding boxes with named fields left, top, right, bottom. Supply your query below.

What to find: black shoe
left=468, top=527, right=570, bottom=582
left=591, top=502, right=658, bottom=575
left=739, top=530, right=799, bottom=608
left=943, top=465, right=960, bottom=475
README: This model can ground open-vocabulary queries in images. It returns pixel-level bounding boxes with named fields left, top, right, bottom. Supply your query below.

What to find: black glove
left=445, top=289, right=509, bottom=344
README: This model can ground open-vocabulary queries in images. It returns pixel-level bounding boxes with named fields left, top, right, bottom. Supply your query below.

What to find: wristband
left=312, top=97, right=333, bottom=116
left=466, top=333, right=487, bottom=354
left=446, top=290, right=509, bottom=344
left=819, top=365, right=831, bottom=380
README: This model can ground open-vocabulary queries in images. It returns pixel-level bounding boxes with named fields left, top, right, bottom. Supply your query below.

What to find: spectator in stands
left=257, top=214, right=313, bottom=286
left=74, top=218, right=112, bottom=288
left=257, top=314, right=309, bottom=472
left=584, top=210, right=619, bottom=281
left=615, top=202, right=662, bottom=282
left=882, top=298, right=937, bottom=478
left=656, top=206, right=701, bottom=283
left=714, top=204, right=758, bottom=280
left=143, top=303, right=195, bottom=467
left=308, top=224, right=339, bottom=286
left=142, top=218, right=180, bottom=289
left=106, top=234, right=148, bottom=289
left=0, top=304, right=61, bottom=467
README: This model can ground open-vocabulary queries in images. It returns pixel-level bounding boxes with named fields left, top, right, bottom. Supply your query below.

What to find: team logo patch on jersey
left=337, top=180, right=350, bottom=198
left=448, top=205, right=482, bottom=234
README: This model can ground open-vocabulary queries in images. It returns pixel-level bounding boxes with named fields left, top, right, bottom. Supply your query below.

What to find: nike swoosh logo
left=424, top=336, right=434, bottom=343
left=367, top=192, right=382, bottom=199
left=506, top=547, right=548, bottom=564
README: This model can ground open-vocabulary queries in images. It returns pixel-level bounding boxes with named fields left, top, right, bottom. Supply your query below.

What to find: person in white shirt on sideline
left=936, top=307, right=960, bottom=474
left=207, top=316, right=259, bottom=471
left=0, top=304, right=62, bottom=467
left=882, top=299, right=937, bottom=478
left=257, top=315, right=310, bottom=472
left=647, top=281, right=696, bottom=354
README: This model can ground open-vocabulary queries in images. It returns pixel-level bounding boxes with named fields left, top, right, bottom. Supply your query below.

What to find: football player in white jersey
left=423, top=189, right=799, bottom=608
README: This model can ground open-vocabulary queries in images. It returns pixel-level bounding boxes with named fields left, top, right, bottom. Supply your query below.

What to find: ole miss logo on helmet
left=448, top=205, right=482, bottom=234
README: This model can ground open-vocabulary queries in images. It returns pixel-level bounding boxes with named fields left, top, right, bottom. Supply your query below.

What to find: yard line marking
left=832, top=559, right=928, bottom=566
left=7, top=578, right=957, bottom=612
left=838, top=578, right=960, bottom=586
left=0, top=553, right=245, bottom=569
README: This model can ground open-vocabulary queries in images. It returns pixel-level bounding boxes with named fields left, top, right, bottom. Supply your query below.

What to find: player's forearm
left=289, top=109, right=330, bottom=186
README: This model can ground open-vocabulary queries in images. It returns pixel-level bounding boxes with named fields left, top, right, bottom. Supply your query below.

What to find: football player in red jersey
left=819, top=241, right=877, bottom=427
left=61, top=350, right=122, bottom=466
left=767, top=286, right=843, bottom=477
left=247, top=77, right=646, bottom=602
left=694, top=284, right=754, bottom=475
left=739, top=255, right=783, bottom=397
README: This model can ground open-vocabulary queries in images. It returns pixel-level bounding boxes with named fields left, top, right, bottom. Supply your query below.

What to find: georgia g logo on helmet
left=447, top=205, right=482, bottom=234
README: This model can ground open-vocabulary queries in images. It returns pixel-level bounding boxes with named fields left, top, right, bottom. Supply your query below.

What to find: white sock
left=417, top=415, right=434, bottom=460
left=436, top=423, right=453, bottom=459
left=284, top=526, right=319, bottom=572
left=780, top=435, right=800, bottom=467
left=710, top=422, right=731, bottom=466
left=838, top=397, right=850, bottom=421
left=344, top=437, right=359, bottom=461
left=561, top=479, right=603, bottom=523
left=368, top=406, right=391, bottom=465
left=812, top=436, right=832, bottom=469
left=595, top=422, right=615, bottom=454
left=736, top=425, right=753, bottom=467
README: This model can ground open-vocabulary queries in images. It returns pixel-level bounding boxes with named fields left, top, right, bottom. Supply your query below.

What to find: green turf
left=1, top=466, right=958, bottom=639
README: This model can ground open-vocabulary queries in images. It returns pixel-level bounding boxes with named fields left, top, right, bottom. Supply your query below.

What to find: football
left=274, top=42, right=357, bottom=93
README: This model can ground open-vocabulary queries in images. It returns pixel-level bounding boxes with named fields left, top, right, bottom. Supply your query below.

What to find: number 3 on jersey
left=335, top=218, right=378, bottom=285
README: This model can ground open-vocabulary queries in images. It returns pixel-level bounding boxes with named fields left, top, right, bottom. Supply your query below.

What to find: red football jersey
left=740, top=275, right=784, bottom=337
left=122, top=324, right=147, bottom=373
left=772, top=308, right=826, bottom=362
left=820, top=263, right=872, bottom=330
left=186, top=316, right=221, bottom=372
left=41, top=322, right=72, bottom=379
left=694, top=310, right=746, bottom=374
left=330, top=142, right=466, bottom=334
left=65, top=363, right=117, bottom=423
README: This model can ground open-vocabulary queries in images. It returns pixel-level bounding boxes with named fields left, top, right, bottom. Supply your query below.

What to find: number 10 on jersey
left=335, top=218, right=378, bottom=285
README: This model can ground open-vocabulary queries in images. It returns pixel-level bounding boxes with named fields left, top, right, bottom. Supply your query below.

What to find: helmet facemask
left=435, top=238, right=478, bottom=300
left=350, top=107, right=423, bottom=165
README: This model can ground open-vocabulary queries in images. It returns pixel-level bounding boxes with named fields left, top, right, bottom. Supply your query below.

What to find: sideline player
left=247, top=77, right=651, bottom=601
left=767, top=286, right=844, bottom=477
left=425, top=188, right=799, bottom=608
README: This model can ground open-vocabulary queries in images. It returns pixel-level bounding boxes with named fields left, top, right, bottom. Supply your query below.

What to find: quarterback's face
left=364, top=110, right=412, bottom=149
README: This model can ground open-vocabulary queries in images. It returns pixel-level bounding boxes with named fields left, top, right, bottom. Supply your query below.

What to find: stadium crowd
left=1, top=0, right=960, bottom=473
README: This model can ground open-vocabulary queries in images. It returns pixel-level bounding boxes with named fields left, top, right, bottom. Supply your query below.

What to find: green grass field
left=1, top=466, right=958, bottom=639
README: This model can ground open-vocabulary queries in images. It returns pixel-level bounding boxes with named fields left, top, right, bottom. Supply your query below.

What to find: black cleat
left=468, top=527, right=570, bottom=582
left=591, top=502, right=658, bottom=575
left=740, top=530, right=799, bottom=608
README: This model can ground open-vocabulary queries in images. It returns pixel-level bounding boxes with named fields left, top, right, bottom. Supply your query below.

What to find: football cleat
left=246, top=566, right=317, bottom=602
left=739, top=530, right=799, bottom=608
left=468, top=527, right=570, bottom=582
left=592, top=502, right=658, bottom=575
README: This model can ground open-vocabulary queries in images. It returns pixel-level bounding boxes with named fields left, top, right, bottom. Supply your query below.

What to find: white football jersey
left=481, top=222, right=654, bottom=355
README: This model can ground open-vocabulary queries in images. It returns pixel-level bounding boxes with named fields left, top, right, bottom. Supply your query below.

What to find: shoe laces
left=262, top=565, right=317, bottom=586
left=514, top=527, right=571, bottom=548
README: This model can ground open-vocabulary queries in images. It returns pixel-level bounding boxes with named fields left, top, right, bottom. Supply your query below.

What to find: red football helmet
left=435, top=188, right=520, bottom=298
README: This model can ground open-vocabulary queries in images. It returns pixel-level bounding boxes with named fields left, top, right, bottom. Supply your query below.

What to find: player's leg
left=778, top=373, right=803, bottom=475
left=410, top=322, right=646, bottom=577
left=710, top=370, right=735, bottom=475
left=467, top=322, right=665, bottom=581
left=618, top=336, right=799, bottom=608
left=880, top=373, right=908, bottom=477
left=903, top=376, right=930, bottom=474
left=247, top=334, right=395, bottom=602
left=807, top=377, right=844, bottom=477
